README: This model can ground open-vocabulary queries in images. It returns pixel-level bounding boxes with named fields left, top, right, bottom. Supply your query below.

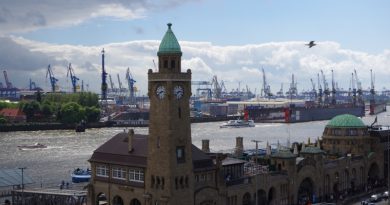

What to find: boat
left=17, top=143, right=47, bottom=150
left=75, top=120, right=86, bottom=132
left=220, top=119, right=255, bottom=128
left=71, top=168, right=91, bottom=183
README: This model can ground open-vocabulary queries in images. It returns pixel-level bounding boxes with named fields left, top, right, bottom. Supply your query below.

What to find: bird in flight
left=305, top=41, right=317, bottom=48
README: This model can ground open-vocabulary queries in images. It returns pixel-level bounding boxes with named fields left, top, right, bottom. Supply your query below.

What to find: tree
left=41, top=102, right=54, bottom=118
left=85, top=106, right=100, bottom=122
left=22, top=101, right=40, bottom=121
left=0, top=116, right=7, bottom=124
left=60, top=102, right=85, bottom=124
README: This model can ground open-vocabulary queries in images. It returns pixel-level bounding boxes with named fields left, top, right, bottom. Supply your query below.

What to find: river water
left=0, top=109, right=389, bottom=187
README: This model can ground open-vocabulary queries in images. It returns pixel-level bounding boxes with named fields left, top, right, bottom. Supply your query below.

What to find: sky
left=0, top=0, right=390, bottom=96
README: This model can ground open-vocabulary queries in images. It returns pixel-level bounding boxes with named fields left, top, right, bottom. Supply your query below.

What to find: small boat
left=71, top=168, right=91, bottom=183
left=75, top=120, right=86, bottom=132
left=18, top=143, right=47, bottom=150
left=220, top=119, right=255, bottom=128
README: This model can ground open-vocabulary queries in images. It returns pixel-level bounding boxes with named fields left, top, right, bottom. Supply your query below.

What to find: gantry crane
left=126, top=67, right=137, bottom=104
left=261, top=68, right=272, bottom=98
left=354, top=69, right=363, bottom=105
left=117, top=73, right=123, bottom=96
left=317, top=73, right=323, bottom=105
left=101, top=49, right=108, bottom=101
left=3, top=71, right=12, bottom=89
left=67, top=63, right=80, bottom=93
left=331, top=70, right=336, bottom=105
left=46, top=64, right=58, bottom=92
left=108, top=74, right=115, bottom=93
left=321, top=70, right=330, bottom=104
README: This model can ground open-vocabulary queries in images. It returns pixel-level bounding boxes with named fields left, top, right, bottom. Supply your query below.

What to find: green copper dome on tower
left=157, top=23, right=182, bottom=56
left=326, top=114, right=366, bottom=128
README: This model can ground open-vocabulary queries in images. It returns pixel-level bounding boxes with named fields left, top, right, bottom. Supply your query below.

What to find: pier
left=12, top=188, right=87, bottom=205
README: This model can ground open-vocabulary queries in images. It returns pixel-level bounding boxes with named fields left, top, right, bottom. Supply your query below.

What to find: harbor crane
left=108, top=74, right=115, bottom=93
left=3, top=71, right=13, bottom=89
left=126, top=67, right=137, bottom=104
left=261, top=68, right=272, bottom=98
left=331, top=70, right=336, bottom=105
left=317, top=73, right=323, bottom=105
left=276, top=83, right=284, bottom=98
left=211, top=75, right=222, bottom=99
left=117, top=73, right=123, bottom=96
left=101, top=49, right=108, bottom=101
left=67, top=63, right=80, bottom=93
left=354, top=69, right=363, bottom=104
left=310, top=78, right=317, bottom=100
left=321, top=70, right=330, bottom=104
left=192, top=81, right=212, bottom=99
left=370, top=69, right=375, bottom=96
left=46, top=64, right=58, bottom=92
left=351, top=72, right=357, bottom=105
left=287, top=74, right=297, bottom=99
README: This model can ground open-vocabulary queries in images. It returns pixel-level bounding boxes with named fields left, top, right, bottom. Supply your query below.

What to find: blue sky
left=1, top=0, right=389, bottom=94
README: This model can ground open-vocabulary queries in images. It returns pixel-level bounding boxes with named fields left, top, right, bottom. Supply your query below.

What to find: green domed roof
left=327, top=114, right=366, bottom=128
left=157, top=23, right=182, bottom=56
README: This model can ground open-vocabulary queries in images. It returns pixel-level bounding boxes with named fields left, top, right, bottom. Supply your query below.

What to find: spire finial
left=167, top=23, right=172, bottom=29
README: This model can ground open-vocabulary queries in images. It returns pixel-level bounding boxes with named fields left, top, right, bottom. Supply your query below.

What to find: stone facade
left=87, top=25, right=385, bottom=205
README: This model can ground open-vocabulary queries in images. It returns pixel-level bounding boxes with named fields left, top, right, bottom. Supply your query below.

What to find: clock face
left=156, top=85, right=166, bottom=99
left=174, top=85, right=184, bottom=99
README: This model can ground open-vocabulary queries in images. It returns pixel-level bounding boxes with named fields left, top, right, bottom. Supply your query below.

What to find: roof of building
left=0, top=108, right=24, bottom=117
left=221, top=157, right=246, bottom=166
left=157, top=23, right=182, bottom=56
left=300, top=146, right=325, bottom=154
left=326, top=114, right=366, bottom=128
left=89, top=132, right=215, bottom=171
left=271, top=149, right=296, bottom=159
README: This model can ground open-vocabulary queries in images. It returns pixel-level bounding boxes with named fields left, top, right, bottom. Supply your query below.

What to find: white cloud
left=0, top=0, right=198, bottom=34
left=2, top=36, right=390, bottom=95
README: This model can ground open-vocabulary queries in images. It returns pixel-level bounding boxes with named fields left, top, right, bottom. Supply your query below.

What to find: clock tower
left=145, top=23, right=194, bottom=205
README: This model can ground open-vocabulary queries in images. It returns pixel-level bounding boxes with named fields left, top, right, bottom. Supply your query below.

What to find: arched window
left=112, top=195, right=123, bottom=205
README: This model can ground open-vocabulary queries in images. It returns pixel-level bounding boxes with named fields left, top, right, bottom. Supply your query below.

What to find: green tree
left=85, top=106, right=100, bottom=122
left=60, top=102, right=85, bottom=124
left=41, top=102, right=54, bottom=118
left=22, top=101, right=40, bottom=121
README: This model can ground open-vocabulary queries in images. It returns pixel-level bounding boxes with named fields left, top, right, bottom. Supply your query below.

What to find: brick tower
left=145, top=23, right=194, bottom=205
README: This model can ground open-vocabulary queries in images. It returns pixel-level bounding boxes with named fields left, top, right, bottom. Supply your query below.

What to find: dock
left=12, top=188, right=87, bottom=205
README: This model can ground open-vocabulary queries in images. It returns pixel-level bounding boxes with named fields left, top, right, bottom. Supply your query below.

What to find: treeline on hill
left=1, top=92, right=100, bottom=124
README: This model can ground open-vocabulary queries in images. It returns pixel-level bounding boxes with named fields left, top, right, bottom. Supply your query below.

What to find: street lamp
left=251, top=140, right=262, bottom=205
left=18, top=167, right=26, bottom=205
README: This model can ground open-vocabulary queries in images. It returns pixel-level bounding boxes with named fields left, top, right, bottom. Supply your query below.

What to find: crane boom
left=67, top=63, right=80, bottom=93
left=117, top=73, right=123, bottom=95
left=3, top=71, right=12, bottom=89
left=46, top=64, right=58, bottom=92
left=101, top=48, right=108, bottom=101
left=126, top=67, right=137, bottom=104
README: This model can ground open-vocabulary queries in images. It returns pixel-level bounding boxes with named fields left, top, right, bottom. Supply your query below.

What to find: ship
left=246, top=101, right=365, bottom=123
left=369, top=100, right=387, bottom=115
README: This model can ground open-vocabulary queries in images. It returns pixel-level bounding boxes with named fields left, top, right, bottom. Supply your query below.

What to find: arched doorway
left=242, top=192, right=251, bottom=205
left=268, top=187, right=276, bottom=205
left=298, top=178, right=314, bottom=205
left=113, top=195, right=124, bottom=205
left=96, top=192, right=107, bottom=205
left=130, top=198, right=141, bottom=205
left=257, top=189, right=267, bottom=205
left=368, top=163, right=380, bottom=188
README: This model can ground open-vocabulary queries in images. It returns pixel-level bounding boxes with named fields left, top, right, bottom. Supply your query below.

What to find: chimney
left=128, top=129, right=134, bottom=152
left=202, top=139, right=210, bottom=153
left=234, top=136, right=244, bottom=157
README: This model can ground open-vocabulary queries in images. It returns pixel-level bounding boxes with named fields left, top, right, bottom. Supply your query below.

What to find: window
left=112, top=167, right=126, bottom=180
left=164, top=60, right=168, bottom=68
left=171, top=60, right=175, bottom=68
left=96, top=165, right=109, bottom=177
left=129, top=169, right=144, bottom=182
left=176, top=146, right=185, bottom=163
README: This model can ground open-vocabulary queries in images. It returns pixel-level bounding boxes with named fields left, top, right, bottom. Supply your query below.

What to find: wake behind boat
left=17, top=143, right=47, bottom=150
left=220, top=119, right=255, bottom=128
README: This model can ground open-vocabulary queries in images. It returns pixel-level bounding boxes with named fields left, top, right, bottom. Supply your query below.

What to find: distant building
left=0, top=108, right=26, bottom=123
left=87, top=24, right=384, bottom=205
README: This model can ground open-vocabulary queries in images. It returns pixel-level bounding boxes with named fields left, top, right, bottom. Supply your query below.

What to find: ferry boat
left=71, top=168, right=91, bottom=183
left=220, top=119, right=255, bottom=128
left=17, top=143, right=46, bottom=150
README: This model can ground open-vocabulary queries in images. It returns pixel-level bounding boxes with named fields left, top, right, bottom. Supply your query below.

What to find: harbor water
left=0, top=109, right=388, bottom=187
